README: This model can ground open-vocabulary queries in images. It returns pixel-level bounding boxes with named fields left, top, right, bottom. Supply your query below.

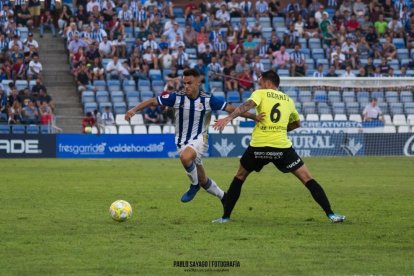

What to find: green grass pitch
left=0, top=157, right=413, bottom=275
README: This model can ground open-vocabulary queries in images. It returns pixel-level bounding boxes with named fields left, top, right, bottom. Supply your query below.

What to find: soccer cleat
left=180, top=184, right=200, bottom=203
left=212, top=217, right=231, bottom=223
left=328, top=213, right=346, bottom=223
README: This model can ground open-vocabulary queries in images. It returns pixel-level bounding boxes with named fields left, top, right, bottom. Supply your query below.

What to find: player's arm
left=287, top=105, right=301, bottom=132
left=225, top=103, right=263, bottom=122
left=125, top=98, right=158, bottom=121
left=287, top=120, right=300, bottom=132
left=214, top=100, right=257, bottom=131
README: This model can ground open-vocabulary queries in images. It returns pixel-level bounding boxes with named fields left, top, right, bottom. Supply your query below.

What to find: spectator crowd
left=0, top=0, right=56, bottom=127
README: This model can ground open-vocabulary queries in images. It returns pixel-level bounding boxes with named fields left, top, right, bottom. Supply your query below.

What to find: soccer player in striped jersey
left=213, top=70, right=345, bottom=223
left=125, top=68, right=262, bottom=204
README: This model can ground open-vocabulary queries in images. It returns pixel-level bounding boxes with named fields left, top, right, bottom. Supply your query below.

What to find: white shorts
left=178, top=136, right=208, bottom=165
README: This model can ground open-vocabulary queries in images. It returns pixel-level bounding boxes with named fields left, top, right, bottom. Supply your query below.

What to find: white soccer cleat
left=212, top=217, right=231, bottom=223
left=328, top=213, right=346, bottom=223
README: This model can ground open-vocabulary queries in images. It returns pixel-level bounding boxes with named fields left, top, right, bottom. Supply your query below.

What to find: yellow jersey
left=248, top=89, right=300, bottom=148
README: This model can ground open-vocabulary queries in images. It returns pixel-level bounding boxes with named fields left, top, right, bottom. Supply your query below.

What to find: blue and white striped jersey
left=157, top=90, right=227, bottom=148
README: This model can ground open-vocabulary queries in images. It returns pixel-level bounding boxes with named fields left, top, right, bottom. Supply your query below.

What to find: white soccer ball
left=109, top=200, right=132, bottom=222
left=84, top=126, right=92, bottom=134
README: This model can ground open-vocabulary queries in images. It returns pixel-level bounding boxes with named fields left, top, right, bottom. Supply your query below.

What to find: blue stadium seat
left=26, top=125, right=40, bottom=134
left=185, top=48, right=198, bottom=59
left=298, top=91, right=312, bottom=103
left=173, top=7, right=184, bottom=17
left=93, top=80, right=107, bottom=91
left=273, top=17, right=285, bottom=28
left=393, top=38, right=405, bottom=49
left=346, top=102, right=360, bottom=115
left=123, top=80, right=136, bottom=92
left=299, top=38, right=307, bottom=49
left=278, top=69, right=289, bottom=76
left=99, top=102, right=113, bottom=113
left=40, top=125, right=51, bottom=134
left=227, top=91, right=241, bottom=103
left=390, top=102, right=404, bottom=115
left=259, top=17, right=271, bottom=28
left=302, top=102, right=316, bottom=115
left=81, top=91, right=95, bottom=103
left=213, top=91, right=225, bottom=102
left=113, top=102, right=127, bottom=115
left=152, top=80, right=165, bottom=95
left=302, top=48, right=311, bottom=59
left=316, top=58, right=329, bottom=71
left=84, top=102, right=97, bottom=114
left=96, top=90, right=110, bottom=103
left=397, top=48, right=409, bottom=60
left=332, top=102, right=346, bottom=114
left=295, top=102, right=302, bottom=114
left=140, top=91, right=154, bottom=101
left=138, top=79, right=151, bottom=91
left=309, top=38, right=321, bottom=49
left=378, top=102, right=389, bottom=115
left=312, top=48, right=325, bottom=59
left=16, top=80, right=29, bottom=91
left=107, top=80, right=121, bottom=92
left=0, top=125, right=10, bottom=134
left=285, top=87, right=298, bottom=98
left=328, top=91, right=341, bottom=103
left=342, top=91, right=356, bottom=103
left=404, top=102, right=414, bottom=114
left=305, top=59, right=315, bottom=71
left=12, top=125, right=26, bottom=134
left=241, top=91, right=251, bottom=102
left=110, top=91, right=124, bottom=103
left=400, top=91, right=413, bottom=103
left=317, top=103, right=331, bottom=114
left=149, top=69, right=162, bottom=81
left=388, top=59, right=400, bottom=70
left=356, top=91, right=370, bottom=104
left=385, top=91, right=399, bottom=103
left=372, top=91, right=384, bottom=102
left=314, top=90, right=327, bottom=103
left=210, top=81, right=224, bottom=90
left=126, top=91, right=139, bottom=99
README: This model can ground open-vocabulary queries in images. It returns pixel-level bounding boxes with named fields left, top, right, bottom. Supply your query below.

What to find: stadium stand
left=49, top=0, right=414, bottom=134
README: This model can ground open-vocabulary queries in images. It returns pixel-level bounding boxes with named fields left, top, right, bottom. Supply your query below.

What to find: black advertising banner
left=0, top=134, right=56, bottom=158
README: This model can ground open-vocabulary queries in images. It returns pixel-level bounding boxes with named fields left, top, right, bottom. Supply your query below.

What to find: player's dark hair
left=261, top=70, right=280, bottom=88
left=183, top=68, right=200, bottom=78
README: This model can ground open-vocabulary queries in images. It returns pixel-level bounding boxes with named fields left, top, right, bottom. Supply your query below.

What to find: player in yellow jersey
left=213, top=70, right=345, bottom=223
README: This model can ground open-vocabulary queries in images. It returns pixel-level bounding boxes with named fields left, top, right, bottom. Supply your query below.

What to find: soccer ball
left=84, top=126, right=92, bottom=134
left=109, top=200, right=132, bottom=222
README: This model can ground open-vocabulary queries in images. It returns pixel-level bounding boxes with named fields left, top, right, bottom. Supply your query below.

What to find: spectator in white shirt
left=342, top=65, right=355, bottom=77
left=112, top=34, right=126, bottom=58
left=313, top=63, right=325, bottom=77
left=215, top=4, right=230, bottom=26
left=142, top=34, right=159, bottom=51
left=106, top=56, right=124, bottom=79
left=28, top=53, right=43, bottom=80
left=101, top=106, right=115, bottom=125
left=99, top=35, right=115, bottom=58
left=363, top=98, right=384, bottom=122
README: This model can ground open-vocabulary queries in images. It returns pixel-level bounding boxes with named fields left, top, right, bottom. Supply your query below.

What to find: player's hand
left=125, top=110, right=135, bottom=121
left=255, top=112, right=265, bottom=122
left=213, top=116, right=232, bottom=131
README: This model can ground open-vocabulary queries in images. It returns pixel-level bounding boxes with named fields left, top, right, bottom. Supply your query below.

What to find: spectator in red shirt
left=346, top=14, right=360, bottom=33
left=82, top=112, right=96, bottom=133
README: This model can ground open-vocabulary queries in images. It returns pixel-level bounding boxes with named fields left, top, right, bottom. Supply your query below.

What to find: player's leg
left=196, top=164, right=225, bottom=200
left=292, top=164, right=345, bottom=223
left=179, top=146, right=200, bottom=203
left=222, top=164, right=251, bottom=218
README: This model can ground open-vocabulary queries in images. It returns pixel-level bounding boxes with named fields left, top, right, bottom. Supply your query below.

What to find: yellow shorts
left=29, top=6, right=41, bottom=16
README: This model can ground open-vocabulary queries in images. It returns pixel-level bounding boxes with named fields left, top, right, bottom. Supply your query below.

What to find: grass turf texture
left=0, top=158, right=413, bottom=275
